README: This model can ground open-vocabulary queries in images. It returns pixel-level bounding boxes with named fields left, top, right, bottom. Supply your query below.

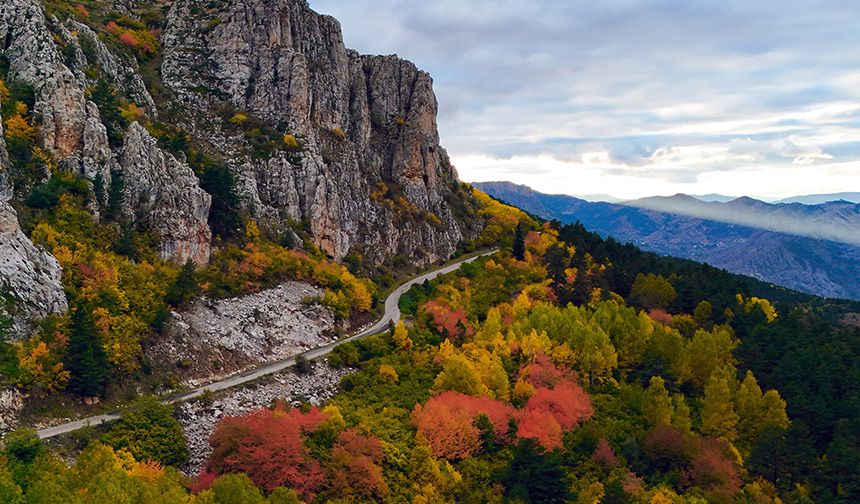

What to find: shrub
left=229, top=113, right=248, bottom=125
left=282, top=134, right=300, bottom=149
left=102, top=396, right=189, bottom=466
left=74, top=3, right=89, bottom=18
left=294, top=354, right=312, bottom=374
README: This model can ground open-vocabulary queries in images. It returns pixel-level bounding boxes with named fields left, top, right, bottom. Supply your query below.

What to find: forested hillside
left=1, top=191, right=857, bottom=503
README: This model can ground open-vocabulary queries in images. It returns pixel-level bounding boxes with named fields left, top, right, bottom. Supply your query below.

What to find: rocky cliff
left=0, top=0, right=479, bottom=337
left=160, top=0, right=472, bottom=264
left=0, top=115, right=67, bottom=335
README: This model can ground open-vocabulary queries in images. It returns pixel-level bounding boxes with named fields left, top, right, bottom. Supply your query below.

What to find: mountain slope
left=475, top=181, right=860, bottom=300
left=0, top=0, right=481, bottom=337
left=159, top=0, right=477, bottom=264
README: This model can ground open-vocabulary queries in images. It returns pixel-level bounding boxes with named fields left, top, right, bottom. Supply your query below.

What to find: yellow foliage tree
left=393, top=321, right=413, bottom=351
left=4, top=102, right=37, bottom=142
left=15, top=340, right=71, bottom=394
left=379, top=364, right=399, bottom=383
left=642, top=376, right=673, bottom=427
left=701, top=372, right=739, bottom=441
left=512, top=377, right=536, bottom=404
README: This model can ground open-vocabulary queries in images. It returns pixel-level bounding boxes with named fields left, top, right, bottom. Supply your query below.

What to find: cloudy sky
left=310, top=0, right=860, bottom=200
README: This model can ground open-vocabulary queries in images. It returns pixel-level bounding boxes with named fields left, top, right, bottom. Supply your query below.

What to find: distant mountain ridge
left=776, top=192, right=860, bottom=205
left=474, top=181, right=860, bottom=301
left=628, top=193, right=860, bottom=246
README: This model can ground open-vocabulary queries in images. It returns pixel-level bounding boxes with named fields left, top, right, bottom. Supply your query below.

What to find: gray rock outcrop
left=0, top=0, right=113, bottom=184
left=147, top=282, right=335, bottom=385
left=160, top=0, right=476, bottom=265
left=119, top=122, right=212, bottom=265
left=0, top=201, right=68, bottom=337
left=1, top=0, right=208, bottom=266
left=0, top=85, right=67, bottom=339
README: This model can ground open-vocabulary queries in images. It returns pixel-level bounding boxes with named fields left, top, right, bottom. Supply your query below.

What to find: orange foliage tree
left=412, top=391, right=515, bottom=460
left=514, top=356, right=593, bottom=450
left=326, top=429, right=389, bottom=500
left=424, top=299, right=471, bottom=339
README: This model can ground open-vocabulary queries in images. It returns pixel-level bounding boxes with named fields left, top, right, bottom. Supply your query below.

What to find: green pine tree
left=92, top=172, right=106, bottom=209
left=166, top=259, right=199, bottom=307
left=105, top=171, right=125, bottom=222
left=500, top=438, right=571, bottom=503
left=199, top=164, right=242, bottom=240
left=512, top=222, right=526, bottom=260
left=66, top=303, right=109, bottom=398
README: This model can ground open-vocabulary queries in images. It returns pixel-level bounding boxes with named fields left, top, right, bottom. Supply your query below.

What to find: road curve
left=36, top=249, right=498, bottom=439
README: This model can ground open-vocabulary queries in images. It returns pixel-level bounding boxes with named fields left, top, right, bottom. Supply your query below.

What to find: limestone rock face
left=63, top=19, right=157, bottom=116
left=0, top=202, right=68, bottom=337
left=0, top=97, right=67, bottom=339
left=161, top=0, right=477, bottom=265
left=119, top=122, right=212, bottom=265
left=0, top=0, right=112, bottom=184
left=0, top=0, right=480, bottom=343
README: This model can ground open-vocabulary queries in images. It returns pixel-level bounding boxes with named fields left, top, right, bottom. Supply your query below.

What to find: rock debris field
left=146, top=282, right=336, bottom=386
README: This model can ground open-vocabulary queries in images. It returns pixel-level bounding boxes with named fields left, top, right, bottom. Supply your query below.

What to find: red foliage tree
left=205, top=404, right=327, bottom=500
left=521, top=382, right=593, bottom=430
left=425, top=300, right=471, bottom=339
left=412, top=391, right=514, bottom=459
left=327, top=429, right=388, bottom=500
left=514, top=408, right=564, bottom=450
left=684, top=438, right=742, bottom=497
left=192, top=470, right=218, bottom=493
left=513, top=356, right=593, bottom=450
left=520, top=353, right=579, bottom=389
left=592, top=437, right=618, bottom=468
left=643, top=425, right=692, bottom=470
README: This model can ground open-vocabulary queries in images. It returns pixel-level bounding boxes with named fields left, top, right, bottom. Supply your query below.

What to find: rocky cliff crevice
left=119, top=122, right=212, bottom=265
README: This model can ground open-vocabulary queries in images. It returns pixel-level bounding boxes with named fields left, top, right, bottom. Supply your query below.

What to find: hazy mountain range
left=474, top=181, right=860, bottom=300
left=774, top=192, right=860, bottom=205
left=628, top=194, right=860, bottom=246
left=699, top=193, right=860, bottom=204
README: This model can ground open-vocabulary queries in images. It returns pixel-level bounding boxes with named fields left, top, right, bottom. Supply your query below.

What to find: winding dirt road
left=36, top=249, right=497, bottom=439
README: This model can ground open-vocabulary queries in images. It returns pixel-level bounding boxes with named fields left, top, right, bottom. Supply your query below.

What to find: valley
left=476, top=181, right=860, bottom=300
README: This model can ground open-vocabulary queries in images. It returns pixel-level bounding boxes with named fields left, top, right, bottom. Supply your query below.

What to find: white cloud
left=457, top=154, right=860, bottom=201
left=310, top=0, right=860, bottom=199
